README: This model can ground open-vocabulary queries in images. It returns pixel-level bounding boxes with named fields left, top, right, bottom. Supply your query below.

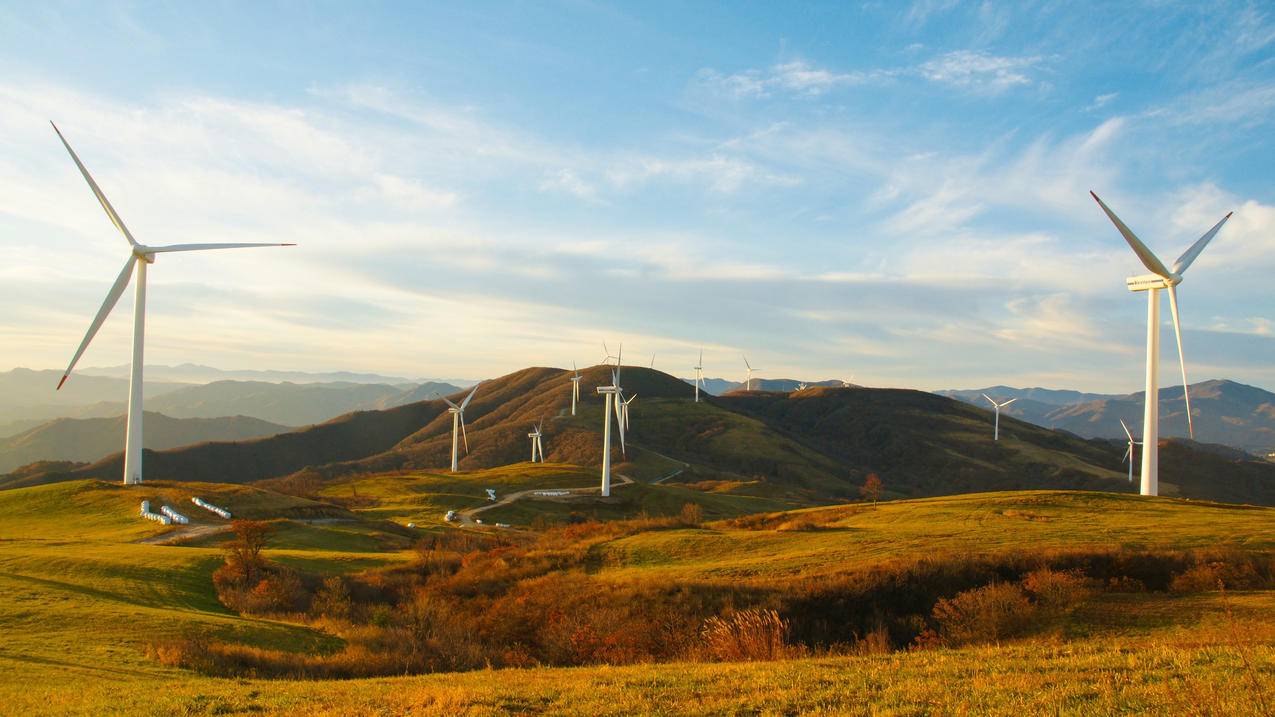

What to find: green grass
left=598, top=491, right=1275, bottom=580
left=0, top=479, right=1271, bottom=715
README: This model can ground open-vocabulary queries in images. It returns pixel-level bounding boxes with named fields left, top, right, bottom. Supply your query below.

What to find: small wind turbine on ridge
left=443, top=384, right=479, bottom=472
left=982, top=393, right=1017, bottom=441
left=693, top=349, right=704, bottom=403
left=569, top=362, right=582, bottom=416
left=1120, top=418, right=1142, bottom=484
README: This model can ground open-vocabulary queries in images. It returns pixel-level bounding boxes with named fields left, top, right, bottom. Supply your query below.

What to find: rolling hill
left=941, top=379, right=1275, bottom=454
left=0, top=412, right=291, bottom=473
left=9, top=365, right=1275, bottom=507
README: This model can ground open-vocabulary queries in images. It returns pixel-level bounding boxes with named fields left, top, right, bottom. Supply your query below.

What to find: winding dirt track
left=454, top=472, right=635, bottom=527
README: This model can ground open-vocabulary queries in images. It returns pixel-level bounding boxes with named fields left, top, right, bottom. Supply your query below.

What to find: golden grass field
left=0, top=478, right=1271, bottom=715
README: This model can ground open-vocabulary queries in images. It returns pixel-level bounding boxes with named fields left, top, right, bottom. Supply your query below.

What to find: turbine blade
left=1166, top=284, right=1194, bottom=439
left=1171, top=212, right=1232, bottom=274
left=743, top=354, right=751, bottom=370
left=1090, top=191, right=1172, bottom=277
left=1119, top=418, right=1134, bottom=442
left=147, top=242, right=296, bottom=253
left=58, top=256, right=136, bottom=389
left=1123, top=445, right=1132, bottom=463
left=51, top=123, right=138, bottom=247
left=1002, top=398, right=1018, bottom=406
left=442, top=397, right=460, bottom=409
left=460, top=415, right=470, bottom=454
left=460, top=383, right=479, bottom=410
left=982, top=393, right=996, bottom=406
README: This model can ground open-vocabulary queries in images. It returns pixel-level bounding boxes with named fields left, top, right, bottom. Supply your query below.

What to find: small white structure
left=139, top=500, right=171, bottom=525
left=444, top=510, right=458, bottom=522
left=407, top=522, right=417, bottom=529
left=533, top=490, right=571, bottom=497
left=191, top=497, right=231, bottom=519
left=160, top=505, right=189, bottom=525
left=485, top=488, right=497, bottom=501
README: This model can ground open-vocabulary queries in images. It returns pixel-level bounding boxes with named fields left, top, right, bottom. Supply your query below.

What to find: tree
left=679, top=502, right=704, bottom=526
left=225, top=519, right=271, bottom=582
left=860, top=473, right=883, bottom=508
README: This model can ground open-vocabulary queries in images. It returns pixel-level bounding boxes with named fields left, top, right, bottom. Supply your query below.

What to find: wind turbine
left=1091, top=191, right=1231, bottom=496
left=842, top=375, right=856, bottom=388
left=602, top=341, right=622, bottom=367
left=569, top=362, right=582, bottom=416
left=797, top=382, right=808, bottom=391
left=621, top=393, right=637, bottom=432
left=442, top=384, right=479, bottom=472
left=649, top=352, right=656, bottom=369
left=982, top=394, right=1018, bottom=441
left=50, top=123, right=294, bottom=485
left=528, top=420, right=544, bottom=463
left=693, top=349, right=704, bottom=403
left=743, top=355, right=761, bottom=391
left=596, top=368, right=623, bottom=497
left=1119, top=418, right=1142, bottom=484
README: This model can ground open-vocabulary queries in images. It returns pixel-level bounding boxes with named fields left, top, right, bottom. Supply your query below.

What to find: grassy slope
left=600, top=491, right=1275, bottom=581
left=0, top=482, right=1271, bottom=715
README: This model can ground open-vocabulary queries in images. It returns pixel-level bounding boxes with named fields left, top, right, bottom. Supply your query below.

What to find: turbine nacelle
left=1126, top=273, right=1180, bottom=292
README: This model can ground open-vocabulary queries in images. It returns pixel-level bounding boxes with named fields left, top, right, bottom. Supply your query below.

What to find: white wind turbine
left=797, top=382, right=808, bottom=391
left=442, top=384, right=479, bottom=472
left=982, top=394, right=1018, bottom=441
left=602, top=341, right=622, bottom=367
left=743, top=354, right=761, bottom=391
left=1119, top=418, right=1142, bottom=484
left=649, top=352, right=656, bottom=369
left=528, top=420, right=544, bottom=463
left=693, top=349, right=704, bottom=403
left=1091, top=191, right=1231, bottom=496
left=51, top=123, right=294, bottom=485
left=569, top=362, right=582, bottom=416
left=621, top=393, right=637, bottom=432
left=596, top=367, right=625, bottom=497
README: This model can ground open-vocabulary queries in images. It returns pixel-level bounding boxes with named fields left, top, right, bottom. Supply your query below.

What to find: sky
left=1, top=1, right=1273, bottom=392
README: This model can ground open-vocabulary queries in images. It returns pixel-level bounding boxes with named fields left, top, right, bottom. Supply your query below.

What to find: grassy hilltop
left=0, top=476, right=1271, bottom=715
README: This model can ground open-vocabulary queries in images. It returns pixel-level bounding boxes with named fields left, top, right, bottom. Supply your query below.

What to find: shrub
left=1020, top=568, right=1095, bottom=613
left=700, top=609, right=796, bottom=662
left=679, top=503, right=704, bottom=527
left=1170, top=561, right=1264, bottom=593
left=929, top=582, right=1035, bottom=646
left=311, top=576, right=353, bottom=620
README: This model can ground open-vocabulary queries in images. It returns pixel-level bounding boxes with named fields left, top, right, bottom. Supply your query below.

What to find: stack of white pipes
left=140, top=500, right=172, bottom=525
left=191, top=497, right=232, bottom=519
left=159, top=505, right=189, bottom=525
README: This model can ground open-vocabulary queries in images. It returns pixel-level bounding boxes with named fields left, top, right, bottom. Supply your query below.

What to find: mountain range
left=7, top=366, right=1273, bottom=507
left=0, top=412, right=290, bottom=473
left=0, top=369, right=463, bottom=434
left=939, top=379, right=1275, bottom=455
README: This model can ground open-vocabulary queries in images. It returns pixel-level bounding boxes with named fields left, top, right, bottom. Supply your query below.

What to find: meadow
left=0, top=477, right=1270, bottom=715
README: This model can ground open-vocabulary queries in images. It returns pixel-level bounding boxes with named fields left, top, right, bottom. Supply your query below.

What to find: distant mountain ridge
left=0, top=412, right=290, bottom=473
left=939, top=379, right=1275, bottom=455
left=9, top=366, right=1274, bottom=506
left=0, top=369, right=462, bottom=430
left=75, top=362, right=476, bottom=386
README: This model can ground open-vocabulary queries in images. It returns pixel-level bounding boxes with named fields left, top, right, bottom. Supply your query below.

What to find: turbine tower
left=51, top=123, right=294, bottom=485
left=569, top=362, right=582, bottom=416
left=743, top=354, right=761, bottom=391
left=528, top=420, right=544, bottom=463
left=442, top=384, right=479, bottom=472
left=982, top=394, right=1018, bottom=441
left=596, top=368, right=623, bottom=497
left=1120, top=418, right=1142, bottom=484
left=693, top=349, right=704, bottom=403
left=1091, top=191, right=1231, bottom=496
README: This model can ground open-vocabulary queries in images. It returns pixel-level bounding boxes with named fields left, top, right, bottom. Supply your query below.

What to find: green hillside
left=0, top=481, right=1270, bottom=715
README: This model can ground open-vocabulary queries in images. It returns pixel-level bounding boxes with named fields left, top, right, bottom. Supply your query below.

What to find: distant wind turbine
left=1119, top=418, right=1142, bottom=484
left=649, top=352, right=656, bottom=369
left=50, top=123, right=294, bottom=485
left=569, top=362, right=582, bottom=416
left=443, top=384, right=479, bottom=472
left=842, top=374, right=855, bottom=388
left=982, top=394, right=1018, bottom=441
left=528, top=420, right=544, bottom=463
left=602, top=341, right=622, bottom=367
left=1091, top=191, right=1231, bottom=496
left=797, top=382, right=808, bottom=391
left=693, top=349, right=704, bottom=403
left=621, top=393, right=637, bottom=431
left=743, top=355, right=761, bottom=391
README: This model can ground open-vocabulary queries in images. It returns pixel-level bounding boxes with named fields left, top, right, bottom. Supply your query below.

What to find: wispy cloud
left=918, top=50, right=1043, bottom=93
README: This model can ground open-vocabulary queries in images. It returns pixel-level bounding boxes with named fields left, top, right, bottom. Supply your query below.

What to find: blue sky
left=1, top=1, right=1273, bottom=391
